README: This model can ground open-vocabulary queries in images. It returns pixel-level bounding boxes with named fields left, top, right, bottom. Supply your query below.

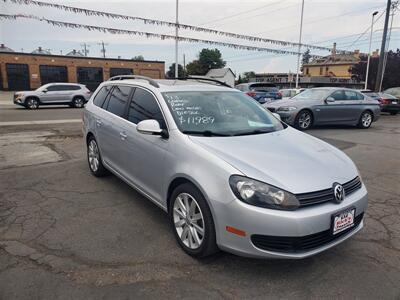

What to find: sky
left=0, top=0, right=399, bottom=76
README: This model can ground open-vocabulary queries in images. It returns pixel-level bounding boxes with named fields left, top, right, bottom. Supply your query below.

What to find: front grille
left=296, top=177, right=362, bottom=207
left=251, top=213, right=363, bottom=253
left=267, top=107, right=276, bottom=112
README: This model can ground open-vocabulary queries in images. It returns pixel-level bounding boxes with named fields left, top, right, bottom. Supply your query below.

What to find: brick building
left=0, top=49, right=165, bottom=91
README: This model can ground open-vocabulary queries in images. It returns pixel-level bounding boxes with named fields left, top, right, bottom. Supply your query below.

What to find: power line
left=4, top=0, right=335, bottom=52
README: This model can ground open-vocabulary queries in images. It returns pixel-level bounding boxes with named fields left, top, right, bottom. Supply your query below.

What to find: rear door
left=97, top=85, right=134, bottom=172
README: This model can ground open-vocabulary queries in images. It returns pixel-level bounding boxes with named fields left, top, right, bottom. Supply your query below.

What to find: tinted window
left=46, top=85, right=61, bottom=91
left=57, top=85, right=81, bottom=91
left=344, top=90, right=363, bottom=100
left=105, top=85, right=133, bottom=117
left=128, top=88, right=166, bottom=128
left=330, top=90, right=345, bottom=100
left=93, top=85, right=112, bottom=107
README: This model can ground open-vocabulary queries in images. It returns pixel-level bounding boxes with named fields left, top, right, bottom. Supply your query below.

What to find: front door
left=121, top=87, right=169, bottom=203
left=315, top=90, right=353, bottom=124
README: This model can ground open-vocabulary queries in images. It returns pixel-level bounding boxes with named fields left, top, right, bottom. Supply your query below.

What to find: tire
left=295, top=110, right=313, bottom=130
left=72, top=97, right=85, bottom=108
left=87, top=136, right=109, bottom=177
left=390, top=111, right=398, bottom=116
left=25, top=97, right=39, bottom=109
left=169, top=183, right=218, bottom=258
left=358, top=110, right=373, bottom=129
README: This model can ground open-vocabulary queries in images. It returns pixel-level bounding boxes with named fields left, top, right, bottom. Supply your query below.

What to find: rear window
left=252, top=86, right=278, bottom=92
left=105, top=85, right=133, bottom=117
left=93, top=85, right=112, bottom=107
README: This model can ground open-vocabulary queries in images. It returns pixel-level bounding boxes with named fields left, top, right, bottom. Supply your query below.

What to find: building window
left=39, top=65, right=68, bottom=85
left=76, top=67, right=103, bottom=91
left=319, top=67, right=323, bottom=75
left=306, top=68, right=309, bottom=75
left=6, top=63, right=30, bottom=91
left=110, top=68, right=134, bottom=78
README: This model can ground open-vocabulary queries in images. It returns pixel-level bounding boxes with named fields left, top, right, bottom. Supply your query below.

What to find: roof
left=0, top=51, right=164, bottom=64
left=65, top=50, right=85, bottom=57
left=31, top=48, right=52, bottom=55
left=206, top=68, right=235, bottom=78
left=0, top=44, right=14, bottom=52
left=103, top=78, right=236, bottom=92
left=304, top=53, right=360, bottom=66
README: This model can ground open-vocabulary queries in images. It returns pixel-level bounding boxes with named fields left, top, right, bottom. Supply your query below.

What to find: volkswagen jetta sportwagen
left=83, top=76, right=368, bottom=259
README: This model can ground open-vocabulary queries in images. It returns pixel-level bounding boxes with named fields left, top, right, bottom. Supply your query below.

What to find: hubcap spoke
left=173, top=193, right=205, bottom=250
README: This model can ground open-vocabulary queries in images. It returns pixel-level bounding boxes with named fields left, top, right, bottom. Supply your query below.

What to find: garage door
left=40, top=65, right=68, bottom=85
left=6, top=64, right=30, bottom=91
left=76, top=67, right=103, bottom=91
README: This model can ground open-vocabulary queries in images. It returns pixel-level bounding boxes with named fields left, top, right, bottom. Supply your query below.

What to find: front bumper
left=214, top=184, right=368, bottom=259
left=274, top=111, right=296, bottom=125
left=13, top=96, right=25, bottom=107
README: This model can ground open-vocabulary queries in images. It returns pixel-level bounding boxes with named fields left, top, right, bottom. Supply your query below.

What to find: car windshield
left=292, top=89, right=331, bottom=100
left=162, top=91, right=285, bottom=136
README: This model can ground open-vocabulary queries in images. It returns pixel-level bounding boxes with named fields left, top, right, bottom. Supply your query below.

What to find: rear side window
left=93, top=85, right=112, bottom=107
left=105, top=85, right=133, bottom=117
left=344, top=90, right=364, bottom=100
left=128, top=88, right=166, bottom=128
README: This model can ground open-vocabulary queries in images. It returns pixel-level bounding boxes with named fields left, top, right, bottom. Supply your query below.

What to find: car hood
left=15, top=90, right=38, bottom=96
left=189, top=127, right=358, bottom=194
left=264, top=98, right=300, bottom=108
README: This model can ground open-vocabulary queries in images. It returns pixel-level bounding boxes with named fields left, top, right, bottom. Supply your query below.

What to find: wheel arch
left=86, top=131, right=95, bottom=145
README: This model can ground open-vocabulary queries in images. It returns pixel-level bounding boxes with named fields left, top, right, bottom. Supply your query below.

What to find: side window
left=93, top=86, right=112, bottom=107
left=344, top=90, right=360, bottom=101
left=46, top=85, right=59, bottom=91
left=105, top=85, right=133, bottom=117
left=355, top=92, right=365, bottom=100
left=330, top=90, right=344, bottom=100
left=128, top=88, right=166, bottom=128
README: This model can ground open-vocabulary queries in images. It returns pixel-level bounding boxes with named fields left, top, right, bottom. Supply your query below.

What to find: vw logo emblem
left=333, top=183, right=345, bottom=203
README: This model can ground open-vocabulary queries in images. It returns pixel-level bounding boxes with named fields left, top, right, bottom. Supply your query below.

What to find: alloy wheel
left=27, top=99, right=39, bottom=109
left=88, top=140, right=100, bottom=172
left=74, top=98, right=84, bottom=108
left=361, top=112, right=372, bottom=127
left=173, top=193, right=205, bottom=250
left=298, top=111, right=312, bottom=129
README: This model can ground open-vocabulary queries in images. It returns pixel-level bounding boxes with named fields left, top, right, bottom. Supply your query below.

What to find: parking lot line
left=0, top=119, right=82, bottom=126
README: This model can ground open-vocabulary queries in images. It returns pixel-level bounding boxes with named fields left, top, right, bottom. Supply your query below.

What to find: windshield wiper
left=182, top=130, right=231, bottom=137
left=232, top=128, right=274, bottom=136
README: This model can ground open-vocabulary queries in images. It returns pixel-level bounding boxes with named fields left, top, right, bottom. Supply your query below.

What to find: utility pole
left=98, top=41, right=108, bottom=58
left=81, top=43, right=90, bottom=57
left=374, top=0, right=391, bottom=91
left=365, top=11, right=379, bottom=90
left=175, top=0, right=179, bottom=78
left=295, top=0, right=305, bottom=89
left=183, top=53, right=186, bottom=77
left=379, top=1, right=398, bottom=91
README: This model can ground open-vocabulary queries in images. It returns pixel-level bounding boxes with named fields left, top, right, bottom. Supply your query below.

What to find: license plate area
left=331, top=207, right=356, bottom=235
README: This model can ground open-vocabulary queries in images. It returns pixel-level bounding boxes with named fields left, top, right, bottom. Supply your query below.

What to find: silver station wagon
left=83, top=76, right=368, bottom=259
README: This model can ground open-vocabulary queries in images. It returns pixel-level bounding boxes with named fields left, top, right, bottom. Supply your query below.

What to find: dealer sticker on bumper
left=332, top=208, right=355, bottom=235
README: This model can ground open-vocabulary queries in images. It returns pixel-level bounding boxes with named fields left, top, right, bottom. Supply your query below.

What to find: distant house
left=31, top=47, right=52, bottom=55
left=205, top=68, right=235, bottom=87
left=65, top=49, right=85, bottom=57
left=0, top=44, right=14, bottom=53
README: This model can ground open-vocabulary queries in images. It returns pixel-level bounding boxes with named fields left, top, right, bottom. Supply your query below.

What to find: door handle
left=96, top=119, right=102, bottom=127
left=120, top=132, right=127, bottom=140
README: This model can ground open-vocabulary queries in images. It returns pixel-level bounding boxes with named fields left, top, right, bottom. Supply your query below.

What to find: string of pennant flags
left=0, top=13, right=324, bottom=58
left=3, top=0, right=349, bottom=54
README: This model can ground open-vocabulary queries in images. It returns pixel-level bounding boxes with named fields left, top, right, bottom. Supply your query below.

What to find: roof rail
left=176, top=76, right=232, bottom=88
left=108, top=75, right=159, bottom=88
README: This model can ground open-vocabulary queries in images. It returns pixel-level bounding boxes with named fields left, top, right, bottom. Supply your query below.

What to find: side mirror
left=325, top=97, right=335, bottom=103
left=272, top=113, right=281, bottom=121
left=136, top=119, right=168, bottom=138
left=42, top=89, right=48, bottom=93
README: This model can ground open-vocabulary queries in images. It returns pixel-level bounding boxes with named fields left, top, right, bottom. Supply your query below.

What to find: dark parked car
left=361, top=91, right=399, bottom=115
left=383, top=87, right=400, bottom=99
left=235, top=83, right=282, bottom=104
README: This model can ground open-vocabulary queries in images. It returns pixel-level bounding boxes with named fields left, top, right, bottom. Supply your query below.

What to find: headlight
left=278, top=106, right=297, bottom=111
left=229, top=175, right=299, bottom=210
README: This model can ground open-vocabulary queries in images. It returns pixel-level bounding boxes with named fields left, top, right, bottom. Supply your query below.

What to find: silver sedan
left=264, top=88, right=380, bottom=130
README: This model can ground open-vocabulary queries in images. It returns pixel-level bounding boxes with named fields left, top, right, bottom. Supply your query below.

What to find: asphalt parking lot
left=0, top=94, right=399, bottom=299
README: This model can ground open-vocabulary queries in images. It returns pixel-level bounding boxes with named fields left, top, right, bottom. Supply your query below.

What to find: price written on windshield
left=178, top=116, right=215, bottom=125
